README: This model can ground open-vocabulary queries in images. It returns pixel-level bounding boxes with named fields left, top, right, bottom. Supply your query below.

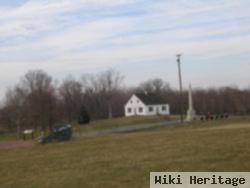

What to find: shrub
left=78, top=106, right=90, bottom=124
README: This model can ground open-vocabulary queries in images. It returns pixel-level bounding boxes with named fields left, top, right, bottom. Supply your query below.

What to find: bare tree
left=19, top=70, right=58, bottom=131
left=81, top=69, right=124, bottom=119
left=59, top=76, right=82, bottom=123
left=1, top=87, right=27, bottom=137
left=98, top=69, right=124, bottom=118
left=137, top=78, right=171, bottom=94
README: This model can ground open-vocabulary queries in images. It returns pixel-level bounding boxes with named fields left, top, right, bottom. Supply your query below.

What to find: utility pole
left=177, top=54, right=184, bottom=123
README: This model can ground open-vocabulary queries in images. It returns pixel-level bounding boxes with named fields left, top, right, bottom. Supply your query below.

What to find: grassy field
left=1, top=116, right=250, bottom=188
left=0, top=132, right=17, bottom=141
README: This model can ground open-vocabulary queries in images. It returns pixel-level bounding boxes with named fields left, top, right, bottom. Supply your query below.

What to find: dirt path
left=0, top=140, right=34, bottom=149
left=74, top=120, right=179, bottom=137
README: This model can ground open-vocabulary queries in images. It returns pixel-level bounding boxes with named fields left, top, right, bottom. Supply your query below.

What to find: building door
left=156, top=107, right=159, bottom=115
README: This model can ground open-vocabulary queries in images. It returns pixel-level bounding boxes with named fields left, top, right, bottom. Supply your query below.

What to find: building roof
left=135, top=93, right=168, bottom=105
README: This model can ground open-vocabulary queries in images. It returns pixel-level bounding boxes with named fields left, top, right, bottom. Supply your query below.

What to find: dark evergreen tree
left=78, top=106, right=90, bottom=124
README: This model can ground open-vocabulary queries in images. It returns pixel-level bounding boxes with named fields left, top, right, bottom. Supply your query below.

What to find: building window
left=130, top=100, right=133, bottom=104
left=127, top=108, right=132, bottom=113
left=162, top=106, right=166, bottom=111
left=148, top=106, right=153, bottom=112
left=137, top=100, right=139, bottom=103
left=139, top=107, right=143, bottom=113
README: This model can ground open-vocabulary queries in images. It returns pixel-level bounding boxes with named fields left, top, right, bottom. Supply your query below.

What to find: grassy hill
left=0, top=116, right=250, bottom=188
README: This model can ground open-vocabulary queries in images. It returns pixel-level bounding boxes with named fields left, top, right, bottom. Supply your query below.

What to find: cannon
left=39, top=124, right=72, bottom=144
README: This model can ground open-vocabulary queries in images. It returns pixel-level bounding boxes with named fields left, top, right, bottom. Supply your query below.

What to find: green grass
left=0, top=132, right=18, bottom=141
left=0, top=117, right=250, bottom=188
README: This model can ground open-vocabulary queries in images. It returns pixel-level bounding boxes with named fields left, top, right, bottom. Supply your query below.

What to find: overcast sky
left=0, top=0, right=250, bottom=99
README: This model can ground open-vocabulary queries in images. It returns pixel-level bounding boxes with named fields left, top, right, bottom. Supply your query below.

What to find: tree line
left=0, top=69, right=249, bottom=133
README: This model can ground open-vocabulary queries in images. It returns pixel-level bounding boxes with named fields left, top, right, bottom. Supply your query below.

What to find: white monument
left=186, top=84, right=196, bottom=121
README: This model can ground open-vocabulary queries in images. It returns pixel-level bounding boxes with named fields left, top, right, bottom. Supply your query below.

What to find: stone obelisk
left=186, top=84, right=196, bottom=122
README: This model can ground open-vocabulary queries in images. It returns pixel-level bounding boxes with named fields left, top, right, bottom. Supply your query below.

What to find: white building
left=124, top=93, right=170, bottom=117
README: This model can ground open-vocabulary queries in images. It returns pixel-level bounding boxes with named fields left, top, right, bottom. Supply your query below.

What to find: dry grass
left=0, top=116, right=250, bottom=188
